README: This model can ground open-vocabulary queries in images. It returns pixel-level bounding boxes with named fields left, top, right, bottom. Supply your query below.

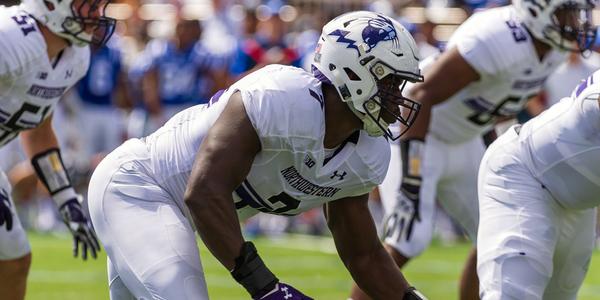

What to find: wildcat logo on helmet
left=362, top=15, right=400, bottom=52
left=328, top=14, right=400, bottom=57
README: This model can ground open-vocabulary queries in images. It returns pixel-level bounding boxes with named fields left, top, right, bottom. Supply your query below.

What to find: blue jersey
left=143, top=40, right=219, bottom=106
left=230, top=37, right=302, bottom=76
left=76, top=44, right=122, bottom=106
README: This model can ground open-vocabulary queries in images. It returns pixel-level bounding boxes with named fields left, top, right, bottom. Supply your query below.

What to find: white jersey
left=0, top=5, right=90, bottom=147
left=144, top=65, right=390, bottom=220
left=518, top=69, right=600, bottom=209
left=429, top=6, right=567, bottom=144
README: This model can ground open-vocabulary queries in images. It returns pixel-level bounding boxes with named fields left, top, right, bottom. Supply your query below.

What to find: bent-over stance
left=88, top=11, right=429, bottom=300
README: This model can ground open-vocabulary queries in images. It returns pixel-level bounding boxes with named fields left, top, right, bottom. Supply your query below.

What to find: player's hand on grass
left=232, top=242, right=313, bottom=300
left=255, top=282, right=313, bottom=300
left=59, top=196, right=101, bottom=260
left=0, top=189, right=13, bottom=231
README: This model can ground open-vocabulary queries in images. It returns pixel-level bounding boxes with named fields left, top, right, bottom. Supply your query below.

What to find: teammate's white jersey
left=517, top=70, right=600, bottom=209
left=144, top=65, right=390, bottom=219
left=429, top=6, right=566, bottom=144
left=0, top=5, right=90, bottom=146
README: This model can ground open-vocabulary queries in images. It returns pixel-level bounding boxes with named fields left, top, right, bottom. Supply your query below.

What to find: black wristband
left=231, top=241, right=279, bottom=298
left=400, top=138, right=424, bottom=183
left=403, top=287, right=428, bottom=300
left=31, top=148, right=72, bottom=195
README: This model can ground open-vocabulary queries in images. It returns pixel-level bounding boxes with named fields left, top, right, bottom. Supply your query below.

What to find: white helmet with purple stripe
left=312, top=11, right=423, bottom=140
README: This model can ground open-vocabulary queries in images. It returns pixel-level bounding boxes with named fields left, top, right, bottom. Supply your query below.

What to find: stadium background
left=2, top=0, right=600, bottom=298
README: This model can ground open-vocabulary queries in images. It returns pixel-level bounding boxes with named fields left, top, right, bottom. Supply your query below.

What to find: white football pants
left=88, top=139, right=209, bottom=299
left=380, top=133, right=483, bottom=257
left=477, top=126, right=595, bottom=300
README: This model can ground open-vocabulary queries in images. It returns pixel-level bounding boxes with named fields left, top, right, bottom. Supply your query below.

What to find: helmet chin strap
left=347, top=99, right=389, bottom=137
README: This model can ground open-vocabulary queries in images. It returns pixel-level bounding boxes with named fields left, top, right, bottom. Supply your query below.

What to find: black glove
left=231, top=241, right=314, bottom=299
left=403, top=287, right=428, bottom=300
left=59, top=197, right=101, bottom=260
left=0, top=189, right=13, bottom=231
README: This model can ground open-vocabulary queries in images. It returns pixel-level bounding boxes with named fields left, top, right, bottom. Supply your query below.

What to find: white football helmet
left=22, top=0, right=116, bottom=46
left=514, top=0, right=596, bottom=52
left=312, top=11, right=423, bottom=140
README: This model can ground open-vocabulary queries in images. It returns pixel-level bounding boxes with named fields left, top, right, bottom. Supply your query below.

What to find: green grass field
left=26, top=232, right=600, bottom=299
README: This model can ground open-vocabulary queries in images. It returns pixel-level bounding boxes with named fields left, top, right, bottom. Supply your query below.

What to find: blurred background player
left=229, top=0, right=302, bottom=79
left=87, top=11, right=427, bottom=300
left=72, top=37, right=133, bottom=161
left=140, top=17, right=229, bottom=133
left=478, top=69, right=600, bottom=300
left=350, top=0, right=598, bottom=299
left=0, top=0, right=115, bottom=299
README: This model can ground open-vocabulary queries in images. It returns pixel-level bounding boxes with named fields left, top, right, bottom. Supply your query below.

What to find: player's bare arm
left=405, top=47, right=480, bottom=140
left=20, top=115, right=100, bottom=260
left=327, top=194, right=419, bottom=299
left=184, top=92, right=311, bottom=299
left=184, top=91, right=259, bottom=270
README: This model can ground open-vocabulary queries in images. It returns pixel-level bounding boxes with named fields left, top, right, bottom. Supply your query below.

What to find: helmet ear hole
left=44, top=0, right=55, bottom=11
left=329, top=64, right=336, bottom=71
left=344, top=67, right=362, bottom=81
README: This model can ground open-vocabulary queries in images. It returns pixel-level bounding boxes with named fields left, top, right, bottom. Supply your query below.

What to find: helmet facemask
left=351, top=59, right=422, bottom=141
left=543, top=1, right=596, bottom=52
left=61, top=0, right=116, bottom=46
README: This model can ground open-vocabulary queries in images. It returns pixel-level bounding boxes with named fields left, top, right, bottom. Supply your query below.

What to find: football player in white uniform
left=350, top=0, right=597, bottom=299
left=0, top=0, right=114, bottom=299
left=478, top=70, right=600, bottom=299
left=87, top=11, right=428, bottom=300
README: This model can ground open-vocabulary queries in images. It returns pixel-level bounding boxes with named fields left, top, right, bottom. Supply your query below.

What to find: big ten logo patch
left=304, top=155, right=315, bottom=168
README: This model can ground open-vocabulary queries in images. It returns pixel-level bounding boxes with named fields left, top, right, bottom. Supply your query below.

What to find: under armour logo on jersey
left=37, top=72, right=48, bottom=80
left=65, top=69, right=73, bottom=79
left=330, top=170, right=347, bottom=181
